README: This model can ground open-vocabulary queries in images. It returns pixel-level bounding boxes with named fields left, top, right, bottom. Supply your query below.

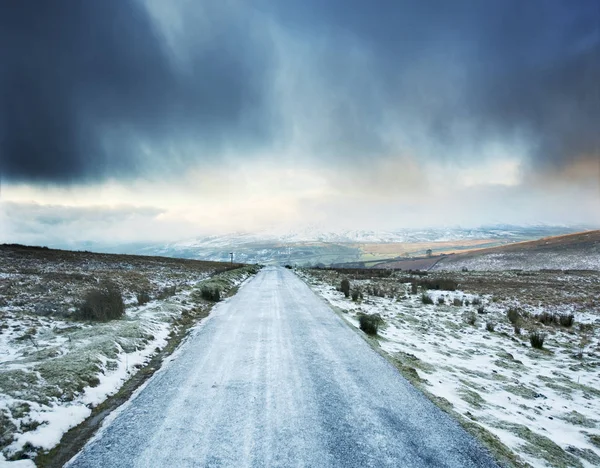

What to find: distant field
left=356, top=239, right=510, bottom=262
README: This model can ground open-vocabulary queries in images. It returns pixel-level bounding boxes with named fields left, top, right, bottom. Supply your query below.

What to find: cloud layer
left=1, top=0, right=598, bottom=184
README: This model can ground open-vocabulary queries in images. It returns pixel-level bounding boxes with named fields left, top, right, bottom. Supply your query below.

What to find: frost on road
left=69, top=267, right=498, bottom=468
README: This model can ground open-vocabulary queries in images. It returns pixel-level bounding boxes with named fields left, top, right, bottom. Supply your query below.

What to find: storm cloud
left=0, top=0, right=272, bottom=182
left=1, top=0, right=598, bottom=183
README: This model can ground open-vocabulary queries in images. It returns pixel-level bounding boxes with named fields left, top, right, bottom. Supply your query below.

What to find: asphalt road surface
left=69, top=266, right=498, bottom=468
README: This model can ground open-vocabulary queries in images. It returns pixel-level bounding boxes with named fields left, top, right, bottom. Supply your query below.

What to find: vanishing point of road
left=69, top=267, right=498, bottom=467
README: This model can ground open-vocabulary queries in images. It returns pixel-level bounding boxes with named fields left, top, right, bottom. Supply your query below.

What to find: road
left=69, top=266, right=498, bottom=468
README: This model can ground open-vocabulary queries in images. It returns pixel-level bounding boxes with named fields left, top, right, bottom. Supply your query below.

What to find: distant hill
left=373, top=230, right=600, bottom=271
left=430, top=230, right=600, bottom=271
left=128, top=225, right=587, bottom=266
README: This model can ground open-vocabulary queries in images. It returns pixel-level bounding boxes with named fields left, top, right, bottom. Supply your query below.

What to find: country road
left=69, top=266, right=498, bottom=468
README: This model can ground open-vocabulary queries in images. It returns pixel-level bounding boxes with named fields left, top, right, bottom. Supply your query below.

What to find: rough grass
left=1, top=260, right=261, bottom=463
left=495, top=422, right=583, bottom=468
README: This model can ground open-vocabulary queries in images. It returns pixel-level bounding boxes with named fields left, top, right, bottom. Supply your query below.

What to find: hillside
left=133, top=225, right=583, bottom=266
left=430, top=230, right=600, bottom=271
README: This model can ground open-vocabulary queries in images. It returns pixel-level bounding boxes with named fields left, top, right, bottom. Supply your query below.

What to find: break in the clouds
left=1, top=0, right=598, bottom=183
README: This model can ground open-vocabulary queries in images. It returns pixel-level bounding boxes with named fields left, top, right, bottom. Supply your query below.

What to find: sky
left=1, top=0, right=599, bottom=247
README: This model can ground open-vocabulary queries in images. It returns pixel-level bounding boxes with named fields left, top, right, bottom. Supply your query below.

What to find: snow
left=0, top=454, right=35, bottom=468
left=14, top=405, right=92, bottom=451
left=0, top=252, right=259, bottom=463
left=68, top=267, right=498, bottom=468
left=434, top=251, right=600, bottom=271
left=302, top=269, right=600, bottom=468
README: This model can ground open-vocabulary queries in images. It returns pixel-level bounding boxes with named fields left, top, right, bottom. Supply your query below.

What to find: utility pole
left=230, top=252, right=234, bottom=264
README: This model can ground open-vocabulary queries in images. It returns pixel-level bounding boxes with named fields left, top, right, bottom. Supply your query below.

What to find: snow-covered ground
left=301, top=269, right=600, bottom=468
left=434, top=251, right=600, bottom=271
left=0, top=246, right=258, bottom=464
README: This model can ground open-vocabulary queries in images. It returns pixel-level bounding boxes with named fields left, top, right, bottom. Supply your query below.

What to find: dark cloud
left=1, top=0, right=597, bottom=183
left=269, top=0, right=600, bottom=167
left=0, top=0, right=272, bottom=182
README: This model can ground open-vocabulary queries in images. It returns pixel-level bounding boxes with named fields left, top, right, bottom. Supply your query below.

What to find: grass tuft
left=507, top=307, right=520, bottom=324
left=358, top=314, right=382, bottom=335
left=200, top=285, right=221, bottom=302
left=136, top=291, right=151, bottom=306
left=559, top=313, right=574, bottom=327
left=158, top=285, right=177, bottom=299
left=530, top=331, right=546, bottom=349
left=465, top=311, right=477, bottom=326
left=341, top=278, right=350, bottom=298
left=538, top=311, right=557, bottom=326
left=79, top=281, right=124, bottom=321
left=421, top=293, right=434, bottom=305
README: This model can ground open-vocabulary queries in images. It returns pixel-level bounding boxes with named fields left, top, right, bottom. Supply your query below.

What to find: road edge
left=34, top=266, right=261, bottom=468
left=295, top=269, right=529, bottom=468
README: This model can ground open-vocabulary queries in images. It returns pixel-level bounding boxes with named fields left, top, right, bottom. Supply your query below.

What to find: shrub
left=351, top=289, right=360, bottom=301
left=411, top=281, right=418, bottom=295
left=453, top=297, right=463, bottom=307
left=421, top=293, right=434, bottom=305
left=558, top=313, right=574, bottom=327
left=79, top=282, right=125, bottom=321
left=472, top=297, right=482, bottom=306
left=201, top=285, right=221, bottom=302
left=136, top=291, right=151, bottom=305
left=486, top=321, right=496, bottom=332
left=359, top=314, right=382, bottom=335
left=465, top=299, right=470, bottom=306
left=477, top=305, right=485, bottom=314
left=158, top=285, right=177, bottom=299
left=437, top=296, right=445, bottom=305
left=341, top=279, right=350, bottom=298
left=507, top=307, right=520, bottom=324
left=514, top=324, right=521, bottom=335
left=530, top=331, right=546, bottom=349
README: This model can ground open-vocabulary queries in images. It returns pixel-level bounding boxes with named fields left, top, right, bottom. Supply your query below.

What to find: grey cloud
left=1, top=0, right=597, bottom=183
left=270, top=0, right=599, bottom=168
left=0, top=0, right=273, bottom=182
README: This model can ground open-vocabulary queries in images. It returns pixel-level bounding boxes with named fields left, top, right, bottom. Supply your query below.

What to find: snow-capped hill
left=138, top=225, right=587, bottom=266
